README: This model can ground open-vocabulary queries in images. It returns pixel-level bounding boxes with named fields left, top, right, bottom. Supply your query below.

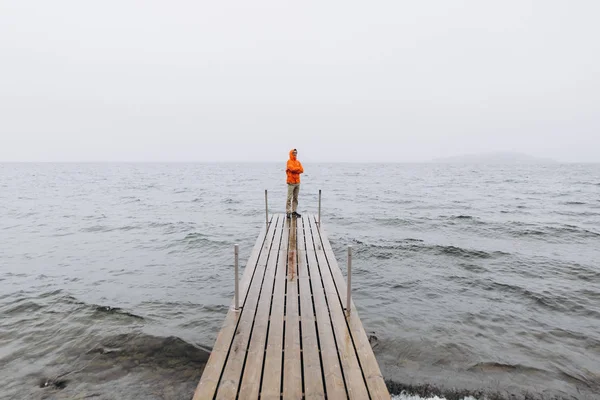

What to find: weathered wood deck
left=193, top=214, right=390, bottom=399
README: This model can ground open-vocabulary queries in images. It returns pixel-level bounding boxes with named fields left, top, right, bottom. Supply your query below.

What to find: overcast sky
left=1, top=1, right=598, bottom=162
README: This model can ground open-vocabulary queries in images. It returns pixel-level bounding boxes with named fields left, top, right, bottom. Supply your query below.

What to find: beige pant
left=286, top=184, right=300, bottom=213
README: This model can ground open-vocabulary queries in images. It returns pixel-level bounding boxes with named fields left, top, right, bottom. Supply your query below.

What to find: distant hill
left=431, top=152, right=558, bottom=164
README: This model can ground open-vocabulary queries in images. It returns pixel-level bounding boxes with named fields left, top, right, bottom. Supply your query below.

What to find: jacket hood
left=289, top=149, right=297, bottom=161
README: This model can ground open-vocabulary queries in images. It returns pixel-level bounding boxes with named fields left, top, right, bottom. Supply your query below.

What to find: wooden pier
left=193, top=214, right=390, bottom=399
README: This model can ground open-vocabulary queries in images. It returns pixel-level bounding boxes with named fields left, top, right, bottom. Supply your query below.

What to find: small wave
left=16, top=212, right=38, bottom=219
left=82, top=214, right=107, bottom=221
left=37, top=289, right=63, bottom=298
left=50, top=231, right=74, bottom=237
left=139, top=300, right=227, bottom=316
left=148, top=221, right=196, bottom=234
left=201, top=304, right=230, bottom=313
left=80, top=225, right=139, bottom=233
left=353, top=240, right=507, bottom=260
left=518, top=229, right=545, bottom=236
left=3, top=301, right=44, bottom=314
left=480, top=280, right=597, bottom=316
left=584, top=337, right=600, bottom=352
left=509, top=222, right=600, bottom=240
left=116, top=225, right=139, bottom=232
left=554, top=210, right=600, bottom=218
left=382, top=199, right=414, bottom=205
left=61, top=294, right=85, bottom=305
left=442, top=215, right=487, bottom=226
left=2, top=224, right=21, bottom=230
left=33, top=332, right=209, bottom=394
left=93, top=305, right=144, bottom=320
left=563, top=201, right=587, bottom=205
left=39, top=378, right=68, bottom=390
left=558, top=369, right=597, bottom=390
left=91, top=333, right=210, bottom=368
left=468, top=362, right=545, bottom=374
left=183, top=232, right=208, bottom=241
left=549, top=328, right=588, bottom=341
left=171, top=232, right=230, bottom=250
left=575, top=268, right=600, bottom=282
left=392, top=395, right=469, bottom=400
left=391, top=280, right=421, bottom=289
left=223, top=198, right=241, bottom=204
left=149, top=221, right=174, bottom=228
left=459, top=263, right=488, bottom=273
left=434, top=245, right=506, bottom=260
left=562, top=225, right=600, bottom=237
left=385, top=381, right=486, bottom=400
left=386, top=378, right=582, bottom=400
left=80, top=225, right=109, bottom=233
left=374, top=217, right=419, bottom=227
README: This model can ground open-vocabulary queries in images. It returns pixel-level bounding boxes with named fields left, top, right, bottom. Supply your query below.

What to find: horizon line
left=1, top=160, right=597, bottom=164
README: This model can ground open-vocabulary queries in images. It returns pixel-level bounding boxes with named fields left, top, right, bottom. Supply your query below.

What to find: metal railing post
left=265, top=189, right=269, bottom=226
left=318, top=189, right=321, bottom=226
left=347, top=246, right=352, bottom=314
left=234, top=244, right=239, bottom=311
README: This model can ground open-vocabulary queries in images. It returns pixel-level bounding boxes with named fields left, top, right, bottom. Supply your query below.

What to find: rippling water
left=1, top=163, right=599, bottom=400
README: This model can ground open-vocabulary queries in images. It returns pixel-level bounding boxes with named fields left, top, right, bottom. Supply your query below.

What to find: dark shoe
left=286, top=213, right=291, bottom=219
left=292, top=211, right=302, bottom=217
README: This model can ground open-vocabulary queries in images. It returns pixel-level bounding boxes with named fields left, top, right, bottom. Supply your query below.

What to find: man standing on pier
left=286, top=148, right=304, bottom=218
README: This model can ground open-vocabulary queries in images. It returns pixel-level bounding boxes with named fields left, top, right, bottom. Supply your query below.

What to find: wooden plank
left=214, top=216, right=283, bottom=400
left=304, top=216, right=348, bottom=399
left=193, top=217, right=275, bottom=400
left=307, top=216, right=370, bottom=400
left=297, top=217, right=325, bottom=399
left=283, top=216, right=302, bottom=399
left=261, top=214, right=290, bottom=398
left=195, top=213, right=389, bottom=400
left=237, top=219, right=284, bottom=399
left=311, top=215, right=391, bottom=400
left=288, top=215, right=297, bottom=278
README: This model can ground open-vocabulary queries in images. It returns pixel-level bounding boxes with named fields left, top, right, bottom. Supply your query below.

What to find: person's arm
left=287, top=160, right=303, bottom=173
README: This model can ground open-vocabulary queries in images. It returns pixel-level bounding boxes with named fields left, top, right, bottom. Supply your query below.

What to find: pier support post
left=265, top=189, right=269, bottom=227
left=347, top=245, right=352, bottom=314
left=234, top=244, right=239, bottom=311
left=318, top=189, right=322, bottom=227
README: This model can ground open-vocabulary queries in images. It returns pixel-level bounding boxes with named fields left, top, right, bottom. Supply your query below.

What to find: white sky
left=1, top=0, right=598, bottom=162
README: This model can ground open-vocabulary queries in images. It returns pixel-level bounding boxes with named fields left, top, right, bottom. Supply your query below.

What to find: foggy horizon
left=2, top=1, right=599, bottom=163
left=2, top=154, right=599, bottom=164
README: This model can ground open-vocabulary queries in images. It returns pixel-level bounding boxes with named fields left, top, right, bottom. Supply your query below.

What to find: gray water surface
left=1, top=163, right=599, bottom=399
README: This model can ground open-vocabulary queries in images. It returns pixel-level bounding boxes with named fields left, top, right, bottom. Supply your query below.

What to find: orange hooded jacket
left=286, top=149, right=304, bottom=184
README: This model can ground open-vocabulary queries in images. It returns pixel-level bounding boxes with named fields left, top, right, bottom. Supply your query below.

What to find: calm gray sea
left=1, top=163, right=599, bottom=400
